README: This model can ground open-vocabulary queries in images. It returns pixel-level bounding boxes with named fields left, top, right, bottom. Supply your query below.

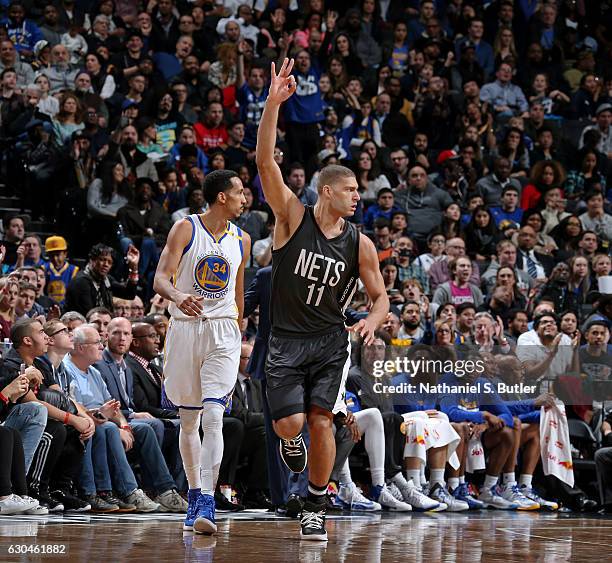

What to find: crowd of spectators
left=0, top=0, right=611, bottom=516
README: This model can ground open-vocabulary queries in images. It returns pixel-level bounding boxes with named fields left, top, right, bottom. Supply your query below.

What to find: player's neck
left=313, top=202, right=344, bottom=234
left=200, top=209, right=229, bottom=236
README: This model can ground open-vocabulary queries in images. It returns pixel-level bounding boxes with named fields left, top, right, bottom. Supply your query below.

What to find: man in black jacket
left=65, top=244, right=140, bottom=316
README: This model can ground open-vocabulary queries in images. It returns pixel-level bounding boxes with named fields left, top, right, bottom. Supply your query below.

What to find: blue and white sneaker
left=194, top=494, right=217, bottom=535
left=452, top=482, right=485, bottom=510
left=334, top=483, right=381, bottom=511
left=500, top=484, right=540, bottom=511
left=479, top=485, right=519, bottom=510
left=429, top=483, right=469, bottom=512
left=183, top=488, right=201, bottom=531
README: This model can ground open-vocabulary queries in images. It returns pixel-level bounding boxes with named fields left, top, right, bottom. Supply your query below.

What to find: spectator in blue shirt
left=480, top=62, right=529, bottom=119
left=363, top=188, right=402, bottom=231
left=490, top=185, right=523, bottom=227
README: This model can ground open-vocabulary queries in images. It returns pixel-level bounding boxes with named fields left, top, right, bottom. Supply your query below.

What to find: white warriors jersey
left=168, top=214, right=244, bottom=320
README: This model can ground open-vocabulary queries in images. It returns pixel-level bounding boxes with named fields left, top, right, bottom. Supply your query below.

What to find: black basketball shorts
left=265, top=328, right=351, bottom=421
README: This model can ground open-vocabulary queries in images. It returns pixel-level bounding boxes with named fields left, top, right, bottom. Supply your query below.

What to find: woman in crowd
left=492, top=266, right=527, bottom=309
left=136, top=118, right=164, bottom=157
left=87, top=161, right=132, bottom=245
left=380, top=259, right=404, bottom=306
left=52, top=92, right=85, bottom=145
left=521, top=160, right=566, bottom=210
left=493, top=127, right=530, bottom=177
left=84, top=52, right=116, bottom=99
left=333, top=32, right=364, bottom=76
left=440, top=203, right=463, bottom=240
left=34, top=74, right=59, bottom=118
left=416, top=233, right=446, bottom=274
left=560, top=310, right=579, bottom=340
left=567, top=255, right=591, bottom=305
left=493, top=27, right=518, bottom=68
left=355, top=151, right=391, bottom=200
left=565, top=150, right=607, bottom=202
left=529, top=73, right=570, bottom=117
left=464, top=206, right=499, bottom=261
left=541, top=187, right=570, bottom=235
left=551, top=214, right=583, bottom=258
left=0, top=277, right=18, bottom=341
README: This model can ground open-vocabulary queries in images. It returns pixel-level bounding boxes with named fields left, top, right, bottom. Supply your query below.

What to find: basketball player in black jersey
left=256, top=58, right=389, bottom=541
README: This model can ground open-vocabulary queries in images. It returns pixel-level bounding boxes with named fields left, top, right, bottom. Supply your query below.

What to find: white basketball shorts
left=163, top=317, right=241, bottom=408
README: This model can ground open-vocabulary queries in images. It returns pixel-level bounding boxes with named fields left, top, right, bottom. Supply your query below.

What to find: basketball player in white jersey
left=153, top=170, right=251, bottom=535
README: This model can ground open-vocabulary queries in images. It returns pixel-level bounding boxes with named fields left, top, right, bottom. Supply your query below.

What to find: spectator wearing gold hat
left=43, top=236, right=79, bottom=308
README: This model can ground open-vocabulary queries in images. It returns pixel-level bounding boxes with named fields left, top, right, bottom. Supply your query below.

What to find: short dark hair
left=377, top=187, right=393, bottom=199
left=86, top=307, right=112, bottom=321
left=317, top=164, right=355, bottom=193
left=202, top=169, right=239, bottom=205
left=456, top=302, right=476, bottom=315
left=19, top=282, right=37, bottom=293
left=533, top=311, right=558, bottom=329
left=89, top=243, right=114, bottom=260
left=10, top=318, right=40, bottom=348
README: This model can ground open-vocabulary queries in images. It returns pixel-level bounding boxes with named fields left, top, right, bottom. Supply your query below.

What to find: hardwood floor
left=0, top=510, right=610, bottom=562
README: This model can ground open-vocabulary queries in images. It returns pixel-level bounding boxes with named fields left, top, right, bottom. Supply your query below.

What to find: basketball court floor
left=0, top=510, right=610, bottom=562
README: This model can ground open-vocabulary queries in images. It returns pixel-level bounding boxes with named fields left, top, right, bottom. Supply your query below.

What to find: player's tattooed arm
left=348, top=234, right=389, bottom=345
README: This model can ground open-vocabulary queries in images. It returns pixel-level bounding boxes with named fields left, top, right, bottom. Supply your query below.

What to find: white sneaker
left=520, top=485, right=558, bottom=511
left=376, top=485, right=412, bottom=511
left=479, top=485, right=518, bottom=510
left=500, top=484, right=540, bottom=510
left=125, top=489, right=160, bottom=513
left=429, top=483, right=469, bottom=512
left=398, top=480, right=441, bottom=512
left=0, top=494, right=38, bottom=515
left=336, top=484, right=381, bottom=511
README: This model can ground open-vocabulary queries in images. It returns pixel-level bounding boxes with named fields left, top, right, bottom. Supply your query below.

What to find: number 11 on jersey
left=306, top=283, right=324, bottom=306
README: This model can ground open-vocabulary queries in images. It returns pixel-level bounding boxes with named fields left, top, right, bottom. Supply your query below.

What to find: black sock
left=307, top=482, right=327, bottom=505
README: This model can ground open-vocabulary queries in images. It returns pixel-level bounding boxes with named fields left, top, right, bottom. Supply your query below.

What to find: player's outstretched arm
left=348, top=234, right=390, bottom=345
left=153, top=219, right=204, bottom=316
left=235, top=232, right=252, bottom=328
left=255, top=58, right=303, bottom=222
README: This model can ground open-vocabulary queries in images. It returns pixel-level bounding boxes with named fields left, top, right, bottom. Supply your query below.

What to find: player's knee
left=307, top=411, right=333, bottom=433
left=179, top=409, right=201, bottom=434
left=201, top=403, right=224, bottom=433
left=500, top=426, right=514, bottom=446
left=274, top=414, right=304, bottom=439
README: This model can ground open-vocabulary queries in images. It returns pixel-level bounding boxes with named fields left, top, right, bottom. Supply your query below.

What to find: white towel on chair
left=466, top=437, right=486, bottom=473
left=539, top=400, right=574, bottom=487
left=401, top=411, right=461, bottom=469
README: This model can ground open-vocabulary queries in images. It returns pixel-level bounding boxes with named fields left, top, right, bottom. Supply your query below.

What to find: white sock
left=519, top=474, right=533, bottom=488
left=406, top=469, right=421, bottom=487
left=483, top=474, right=498, bottom=490
left=448, top=477, right=460, bottom=491
left=338, top=460, right=353, bottom=487
left=200, top=402, right=225, bottom=496
left=178, top=409, right=202, bottom=490
left=358, top=410, right=386, bottom=488
left=459, top=475, right=466, bottom=484
left=390, top=472, right=409, bottom=489
left=420, top=467, right=426, bottom=484
left=503, top=472, right=516, bottom=487
left=430, top=468, right=445, bottom=487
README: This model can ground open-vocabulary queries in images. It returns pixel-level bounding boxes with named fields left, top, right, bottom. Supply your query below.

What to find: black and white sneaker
left=279, top=433, right=307, bottom=473
left=299, top=501, right=328, bottom=541
left=51, top=490, right=91, bottom=512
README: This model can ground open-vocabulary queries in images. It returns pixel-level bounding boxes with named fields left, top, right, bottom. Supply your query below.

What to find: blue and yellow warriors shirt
left=46, top=262, right=79, bottom=306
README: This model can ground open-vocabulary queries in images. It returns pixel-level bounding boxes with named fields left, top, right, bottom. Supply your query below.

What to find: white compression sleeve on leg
left=179, top=408, right=202, bottom=490
left=355, top=409, right=386, bottom=487
left=200, top=401, right=225, bottom=496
